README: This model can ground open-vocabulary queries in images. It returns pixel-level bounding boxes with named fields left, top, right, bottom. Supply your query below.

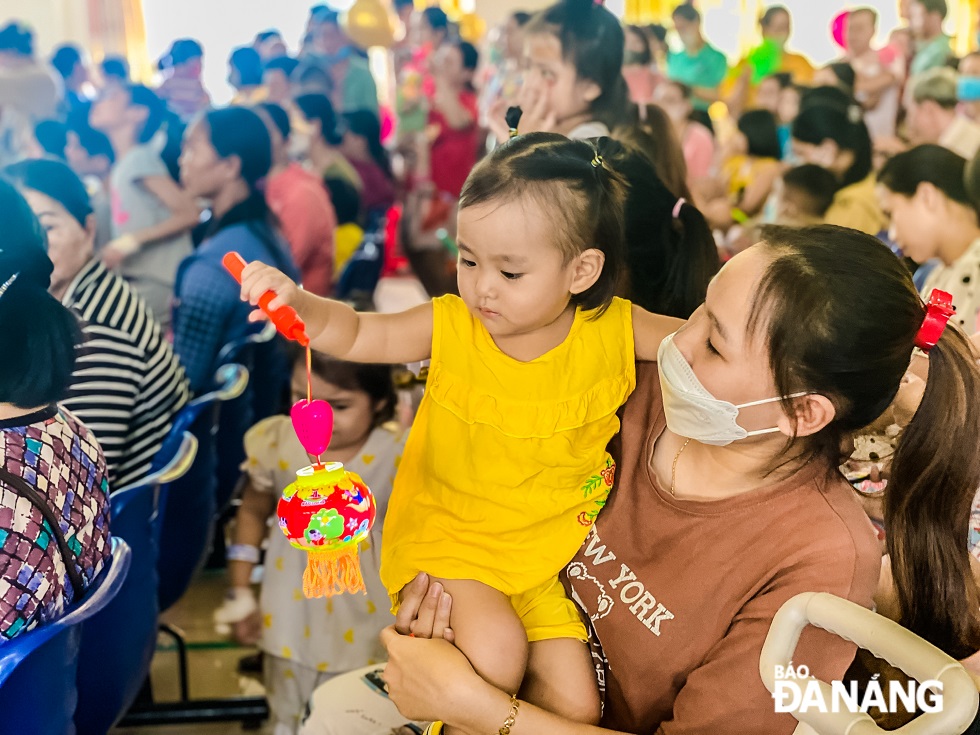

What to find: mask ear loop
left=734, top=391, right=810, bottom=409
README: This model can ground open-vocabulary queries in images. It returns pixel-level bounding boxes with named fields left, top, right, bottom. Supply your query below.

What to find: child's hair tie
left=505, top=106, right=523, bottom=138
left=672, top=198, right=686, bottom=219
left=591, top=153, right=604, bottom=169
left=915, top=289, right=955, bottom=353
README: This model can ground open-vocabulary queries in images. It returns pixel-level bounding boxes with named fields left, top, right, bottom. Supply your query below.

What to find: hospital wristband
left=227, top=543, right=261, bottom=564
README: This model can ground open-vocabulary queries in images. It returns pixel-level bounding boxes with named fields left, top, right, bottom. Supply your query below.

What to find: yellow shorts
left=510, top=576, right=588, bottom=643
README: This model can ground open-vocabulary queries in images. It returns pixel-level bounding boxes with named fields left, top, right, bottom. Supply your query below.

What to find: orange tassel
left=303, top=547, right=366, bottom=597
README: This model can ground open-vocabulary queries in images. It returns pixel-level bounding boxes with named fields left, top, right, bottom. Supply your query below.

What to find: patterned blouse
left=0, top=406, right=111, bottom=641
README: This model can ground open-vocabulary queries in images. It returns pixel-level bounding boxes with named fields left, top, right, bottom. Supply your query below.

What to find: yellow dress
left=380, top=295, right=635, bottom=638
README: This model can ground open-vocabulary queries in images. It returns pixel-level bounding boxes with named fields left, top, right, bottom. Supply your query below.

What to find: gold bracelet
left=498, top=694, right=520, bottom=735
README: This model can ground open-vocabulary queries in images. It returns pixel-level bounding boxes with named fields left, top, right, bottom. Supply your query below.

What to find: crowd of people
left=2, top=0, right=980, bottom=734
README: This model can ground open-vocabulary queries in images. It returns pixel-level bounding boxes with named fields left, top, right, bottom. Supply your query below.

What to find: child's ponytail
left=886, top=326, right=980, bottom=659
left=607, top=144, right=719, bottom=318
left=584, top=136, right=628, bottom=314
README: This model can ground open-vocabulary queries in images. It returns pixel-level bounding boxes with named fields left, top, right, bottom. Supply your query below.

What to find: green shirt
left=667, top=43, right=728, bottom=110
left=910, top=34, right=952, bottom=77
left=342, top=55, right=379, bottom=115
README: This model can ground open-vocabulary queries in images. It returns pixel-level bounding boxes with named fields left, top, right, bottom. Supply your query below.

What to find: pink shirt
left=623, top=65, right=661, bottom=105
left=265, top=163, right=337, bottom=297
left=682, top=121, right=714, bottom=185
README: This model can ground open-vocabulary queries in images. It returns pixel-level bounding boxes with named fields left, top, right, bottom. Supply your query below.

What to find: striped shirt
left=61, top=259, right=190, bottom=490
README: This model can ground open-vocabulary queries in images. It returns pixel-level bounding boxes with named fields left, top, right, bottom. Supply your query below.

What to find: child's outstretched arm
left=632, top=304, right=687, bottom=361
left=240, top=261, right=434, bottom=364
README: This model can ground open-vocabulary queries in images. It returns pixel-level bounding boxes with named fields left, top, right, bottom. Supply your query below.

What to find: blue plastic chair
left=0, top=537, right=131, bottom=735
left=214, top=322, right=276, bottom=514
left=335, top=230, right=385, bottom=302
left=74, top=434, right=197, bottom=735
left=157, top=363, right=248, bottom=612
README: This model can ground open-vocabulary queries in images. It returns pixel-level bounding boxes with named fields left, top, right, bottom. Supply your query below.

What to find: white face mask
left=657, top=332, right=806, bottom=446
left=288, top=131, right=311, bottom=161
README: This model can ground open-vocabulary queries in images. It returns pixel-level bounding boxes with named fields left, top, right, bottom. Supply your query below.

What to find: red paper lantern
left=277, top=462, right=377, bottom=597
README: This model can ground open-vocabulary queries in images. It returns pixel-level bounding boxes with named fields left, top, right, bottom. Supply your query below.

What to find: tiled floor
left=110, top=571, right=272, bottom=735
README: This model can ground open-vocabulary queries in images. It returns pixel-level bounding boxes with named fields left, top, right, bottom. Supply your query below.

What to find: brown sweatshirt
left=564, top=361, right=881, bottom=734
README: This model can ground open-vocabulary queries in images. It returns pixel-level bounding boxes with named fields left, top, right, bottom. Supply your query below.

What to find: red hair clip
left=914, top=289, right=955, bottom=352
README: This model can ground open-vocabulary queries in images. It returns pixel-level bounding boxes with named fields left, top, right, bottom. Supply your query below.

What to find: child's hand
left=213, top=587, right=260, bottom=644
left=515, top=85, right=557, bottom=136
left=239, top=261, right=302, bottom=322
left=393, top=572, right=455, bottom=643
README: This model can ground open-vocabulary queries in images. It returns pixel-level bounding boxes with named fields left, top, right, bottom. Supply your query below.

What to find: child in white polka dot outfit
left=216, top=351, right=406, bottom=735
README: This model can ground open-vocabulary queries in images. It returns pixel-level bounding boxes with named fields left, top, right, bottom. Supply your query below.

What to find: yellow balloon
left=343, top=0, right=395, bottom=49
left=458, top=12, right=486, bottom=44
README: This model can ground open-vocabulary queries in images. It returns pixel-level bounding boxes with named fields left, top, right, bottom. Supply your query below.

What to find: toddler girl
left=215, top=351, right=405, bottom=735
left=239, top=134, right=680, bottom=733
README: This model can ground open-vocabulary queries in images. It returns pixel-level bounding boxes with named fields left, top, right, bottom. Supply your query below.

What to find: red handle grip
left=222, top=252, right=310, bottom=347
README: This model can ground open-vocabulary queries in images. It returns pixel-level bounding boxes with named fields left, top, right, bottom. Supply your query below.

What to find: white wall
left=141, top=0, right=315, bottom=105
left=699, top=0, right=903, bottom=66
left=0, top=0, right=90, bottom=57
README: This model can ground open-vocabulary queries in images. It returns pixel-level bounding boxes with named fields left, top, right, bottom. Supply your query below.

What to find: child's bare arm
left=632, top=304, right=687, bottom=361
left=239, top=261, right=434, bottom=364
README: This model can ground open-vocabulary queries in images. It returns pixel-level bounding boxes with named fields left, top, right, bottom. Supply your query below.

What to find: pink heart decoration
left=831, top=10, right=848, bottom=50
left=290, top=399, right=334, bottom=458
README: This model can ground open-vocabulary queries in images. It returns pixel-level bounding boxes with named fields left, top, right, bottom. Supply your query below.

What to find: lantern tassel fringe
left=304, top=547, right=366, bottom=597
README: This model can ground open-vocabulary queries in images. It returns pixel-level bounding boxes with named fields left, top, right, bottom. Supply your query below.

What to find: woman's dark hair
left=264, top=55, right=299, bottom=79
left=624, top=25, right=652, bottom=66
left=613, top=105, right=692, bottom=200
left=295, top=349, right=396, bottom=427
left=646, top=23, right=668, bottom=44
left=610, top=145, right=718, bottom=318
left=460, top=132, right=626, bottom=316
left=766, top=71, right=793, bottom=90
left=34, top=120, right=69, bottom=160
left=100, top=55, right=129, bottom=82
left=201, top=107, right=272, bottom=190
left=672, top=3, right=701, bottom=23
left=5, top=158, right=94, bottom=227
left=422, top=7, right=450, bottom=35
left=50, top=44, right=82, bottom=80
left=342, top=110, right=391, bottom=178
left=456, top=40, right=479, bottom=74
left=259, top=102, right=291, bottom=140
left=293, top=61, right=332, bottom=94
left=800, top=84, right=852, bottom=113
left=879, top=144, right=974, bottom=213
left=738, top=109, right=782, bottom=160
left=665, top=78, right=694, bottom=101
left=254, top=29, right=282, bottom=45
left=791, top=103, right=872, bottom=188
left=229, top=46, right=263, bottom=87
left=0, top=179, right=81, bottom=407
left=752, top=224, right=980, bottom=660
left=325, top=176, right=362, bottom=226
left=526, top=0, right=629, bottom=130
left=512, top=11, right=532, bottom=26
left=159, top=110, right=186, bottom=182
left=295, top=93, right=343, bottom=146
left=70, top=123, right=115, bottom=165
left=0, top=22, right=34, bottom=56
left=782, top=163, right=839, bottom=217
left=160, top=38, right=204, bottom=70
left=760, top=5, right=789, bottom=28
left=128, top=84, right=168, bottom=144
left=825, top=61, right=856, bottom=93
